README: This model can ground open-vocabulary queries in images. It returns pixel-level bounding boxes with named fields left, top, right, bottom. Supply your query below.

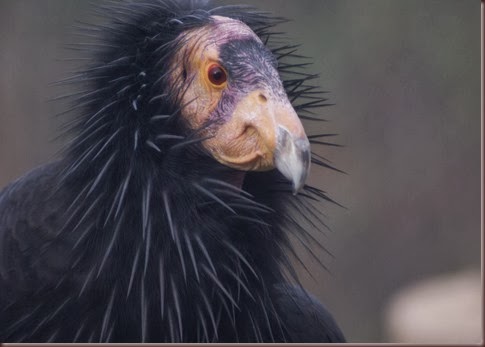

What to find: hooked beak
left=274, top=125, right=311, bottom=194
left=202, top=90, right=311, bottom=194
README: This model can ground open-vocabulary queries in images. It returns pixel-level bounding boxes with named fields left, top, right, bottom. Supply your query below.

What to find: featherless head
left=61, top=0, right=333, bottom=194
left=0, top=1, right=344, bottom=343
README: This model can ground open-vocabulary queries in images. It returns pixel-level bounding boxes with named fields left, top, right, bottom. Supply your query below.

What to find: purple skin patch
left=169, top=15, right=288, bottom=128
left=208, top=37, right=287, bottom=125
left=209, top=15, right=263, bottom=45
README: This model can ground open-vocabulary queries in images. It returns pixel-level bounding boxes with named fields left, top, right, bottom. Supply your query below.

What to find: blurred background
left=0, top=0, right=481, bottom=343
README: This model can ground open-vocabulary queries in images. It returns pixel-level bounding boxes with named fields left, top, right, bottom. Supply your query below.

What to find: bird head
left=64, top=2, right=325, bottom=196
left=167, top=16, right=311, bottom=193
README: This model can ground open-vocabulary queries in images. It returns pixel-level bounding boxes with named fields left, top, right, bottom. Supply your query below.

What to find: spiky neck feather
left=42, top=0, right=336, bottom=342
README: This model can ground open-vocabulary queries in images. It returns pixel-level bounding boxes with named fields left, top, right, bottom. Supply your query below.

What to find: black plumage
left=0, top=0, right=345, bottom=342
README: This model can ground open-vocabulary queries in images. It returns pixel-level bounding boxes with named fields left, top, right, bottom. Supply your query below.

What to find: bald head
left=167, top=15, right=310, bottom=192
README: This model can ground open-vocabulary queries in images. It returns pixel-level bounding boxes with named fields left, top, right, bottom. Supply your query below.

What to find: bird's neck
left=227, top=171, right=246, bottom=190
left=55, top=131, right=315, bottom=341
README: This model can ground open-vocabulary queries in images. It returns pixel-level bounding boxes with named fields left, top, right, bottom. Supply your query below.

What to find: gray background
left=0, top=0, right=481, bottom=342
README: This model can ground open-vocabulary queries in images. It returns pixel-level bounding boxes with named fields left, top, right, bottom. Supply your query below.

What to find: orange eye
left=208, top=64, right=227, bottom=86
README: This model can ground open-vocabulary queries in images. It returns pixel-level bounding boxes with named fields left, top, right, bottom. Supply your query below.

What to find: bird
left=0, top=0, right=345, bottom=343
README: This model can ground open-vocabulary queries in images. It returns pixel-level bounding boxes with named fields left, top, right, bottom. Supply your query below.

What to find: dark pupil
left=210, top=66, right=226, bottom=84
left=213, top=70, right=222, bottom=81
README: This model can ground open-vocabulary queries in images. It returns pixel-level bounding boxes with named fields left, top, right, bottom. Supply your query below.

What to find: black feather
left=0, top=0, right=344, bottom=342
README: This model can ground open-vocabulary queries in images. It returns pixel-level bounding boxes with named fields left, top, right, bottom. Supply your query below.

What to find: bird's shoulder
left=0, top=162, right=71, bottom=290
left=272, top=283, right=346, bottom=343
left=0, top=161, right=66, bottom=232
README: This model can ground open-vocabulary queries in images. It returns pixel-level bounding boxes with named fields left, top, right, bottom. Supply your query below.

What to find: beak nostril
left=258, top=93, right=268, bottom=103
